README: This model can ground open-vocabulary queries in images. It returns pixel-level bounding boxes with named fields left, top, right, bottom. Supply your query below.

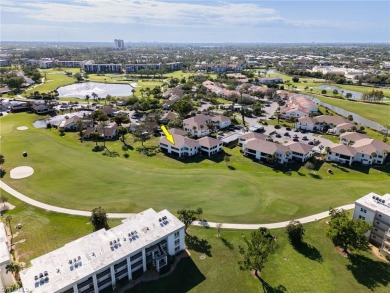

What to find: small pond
left=33, top=111, right=92, bottom=128
left=316, top=85, right=362, bottom=100
left=57, top=82, right=133, bottom=99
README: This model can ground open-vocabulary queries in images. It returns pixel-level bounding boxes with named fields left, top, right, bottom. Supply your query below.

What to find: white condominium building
left=352, top=192, right=390, bottom=257
left=20, top=209, right=185, bottom=293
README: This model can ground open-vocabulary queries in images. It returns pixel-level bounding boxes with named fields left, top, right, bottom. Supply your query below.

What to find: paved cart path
left=0, top=180, right=354, bottom=229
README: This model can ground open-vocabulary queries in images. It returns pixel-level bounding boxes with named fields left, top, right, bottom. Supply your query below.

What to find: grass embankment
left=1, top=113, right=389, bottom=224
left=129, top=222, right=390, bottom=293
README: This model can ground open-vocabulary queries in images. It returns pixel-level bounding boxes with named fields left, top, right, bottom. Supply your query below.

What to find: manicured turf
left=312, top=94, right=390, bottom=127
left=1, top=191, right=121, bottom=265
left=1, top=113, right=389, bottom=224
left=128, top=222, right=390, bottom=293
left=25, top=69, right=78, bottom=94
left=269, top=72, right=390, bottom=127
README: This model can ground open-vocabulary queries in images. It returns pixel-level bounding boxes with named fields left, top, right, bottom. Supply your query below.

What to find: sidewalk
left=0, top=180, right=354, bottom=229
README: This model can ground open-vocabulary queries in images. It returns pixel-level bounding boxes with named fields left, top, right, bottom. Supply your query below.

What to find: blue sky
left=1, top=0, right=389, bottom=43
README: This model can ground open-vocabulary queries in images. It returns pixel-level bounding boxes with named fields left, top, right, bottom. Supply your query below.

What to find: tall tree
left=238, top=228, right=278, bottom=276
left=196, top=207, right=203, bottom=220
left=285, top=220, right=305, bottom=246
left=5, top=215, right=13, bottom=245
left=6, top=262, right=24, bottom=281
left=118, top=126, right=128, bottom=144
left=327, top=211, right=371, bottom=254
left=171, top=100, right=194, bottom=118
left=90, top=207, right=109, bottom=231
left=177, top=209, right=196, bottom=233
left=133, top=127, right=151, bottom=148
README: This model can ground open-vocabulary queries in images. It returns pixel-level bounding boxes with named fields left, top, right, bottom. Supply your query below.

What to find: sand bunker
left=10, top=166, right=34, bottom=179
left=16, top=126, right=28, bottom=131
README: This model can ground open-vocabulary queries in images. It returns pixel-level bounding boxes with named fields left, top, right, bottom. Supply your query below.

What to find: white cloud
left=1, top=0, right=284, bottom=26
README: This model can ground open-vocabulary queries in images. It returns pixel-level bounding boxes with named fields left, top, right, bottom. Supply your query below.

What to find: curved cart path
left=0, top=180, right=354, bottom=229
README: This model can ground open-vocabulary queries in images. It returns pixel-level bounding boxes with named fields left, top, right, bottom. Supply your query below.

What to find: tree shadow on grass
left=346, top=254, right=390, bottom=290
left=293, top=242, right=323, bottom=263
left=308, top=172, right=322, bottom=179
left=128, top=257, right=205, bottom=293
left=256, top=275, right=287, bottom=293
left=185, top=234, right=212, bottom=257
left=220, top=237, right=234, bottom=250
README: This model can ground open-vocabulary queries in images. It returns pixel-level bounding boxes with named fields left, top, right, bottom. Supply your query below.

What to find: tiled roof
left=198, top=136, right=222, bottom=148
left=244, top=138, right=289, bottom=154
left=330, top=144, right=357, bottom=156
left=285, top=141, right=313, bottom=154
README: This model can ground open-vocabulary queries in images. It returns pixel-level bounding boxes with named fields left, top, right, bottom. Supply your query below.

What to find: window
left=174, top=246, right=180, bottom=252
left=364, top=209, right=367, bottom=213
left=174, top=231, right=180, bottom=238
left=360, top=208, right=363, bottom=212
left=379, top=214, right=382, bottom=217
left=376, top=221, right=380, bottom=225
left=175, top=239, right=180, bottom=246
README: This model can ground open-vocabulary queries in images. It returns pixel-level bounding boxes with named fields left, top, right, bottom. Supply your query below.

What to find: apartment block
left=20, top=209, right=185, bottom=293
left=352, top=192, right=390, bottom=257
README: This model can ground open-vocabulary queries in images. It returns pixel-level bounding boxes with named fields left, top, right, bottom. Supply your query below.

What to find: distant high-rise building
left=114, top=39, right=125, bottom=50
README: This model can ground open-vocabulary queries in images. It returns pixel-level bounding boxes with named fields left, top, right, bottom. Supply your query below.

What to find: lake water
left=306, top=97, right=386, bottom=132
left=316, top=85, right=362, bottom=100
left=33, top=111, right=92, bottom=128
left=57, top=82, right=133, bottom=99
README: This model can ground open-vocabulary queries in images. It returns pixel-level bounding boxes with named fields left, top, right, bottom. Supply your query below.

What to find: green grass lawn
left=1, top=190, right=121, bottom=265
left=312, top=93, right=390, bottom=127
left=269, top=71, right=390, bottom=126
left=25, top=70, right=78, bottom=94
left=4, top=189, right=388, bottom=293
left=1, top=113, right=389, bottom=224
left=129, top=221, right=390, bottom=293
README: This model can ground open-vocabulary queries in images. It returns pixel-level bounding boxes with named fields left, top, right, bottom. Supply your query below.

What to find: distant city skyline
left=1, top=0, right=389, bottom=43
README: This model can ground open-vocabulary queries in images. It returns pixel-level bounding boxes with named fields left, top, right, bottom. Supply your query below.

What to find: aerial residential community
left=0, top=0, right=389, bottom=292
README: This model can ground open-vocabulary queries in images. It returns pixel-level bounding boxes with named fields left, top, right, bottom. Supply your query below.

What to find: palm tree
left=199, top=124, right=204, bottom=134
left=85, top=95, right=90, bottom=108
left=92, top=92, right=98, bottom=103
left=224, top=155, right=231, bottom=167
left=6, top=262, right=23, bottom=281
left=5, top=215, right=13, bottom=245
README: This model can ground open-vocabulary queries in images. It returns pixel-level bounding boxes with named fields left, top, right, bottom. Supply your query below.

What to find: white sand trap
left=130, top=83, right=139, bottom=87
left=10, top=166, right=34, bottom=179
left=17, top=126, right=28, bottom=131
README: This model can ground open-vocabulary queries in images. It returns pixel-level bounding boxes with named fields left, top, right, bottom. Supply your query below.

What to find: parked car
left=302, top=136, right=308, bottom=141
left=294, top=129, right=300, bottom=132
left=308, top=141, right=314, bottom=145
left=293, top=138, right=299, bottom=142
left=293, top=134, right=299, bottom=139
left=275, top=133, right=282, bottom=138
left=284, top=132, right=290, bottom=136
left=274, top=125, right=281, bottom=129
left=286, top=127, right=291, bottom=131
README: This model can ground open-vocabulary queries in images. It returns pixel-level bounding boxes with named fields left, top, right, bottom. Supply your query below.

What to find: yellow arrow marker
left=161, top=125, right=175, bottom=145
